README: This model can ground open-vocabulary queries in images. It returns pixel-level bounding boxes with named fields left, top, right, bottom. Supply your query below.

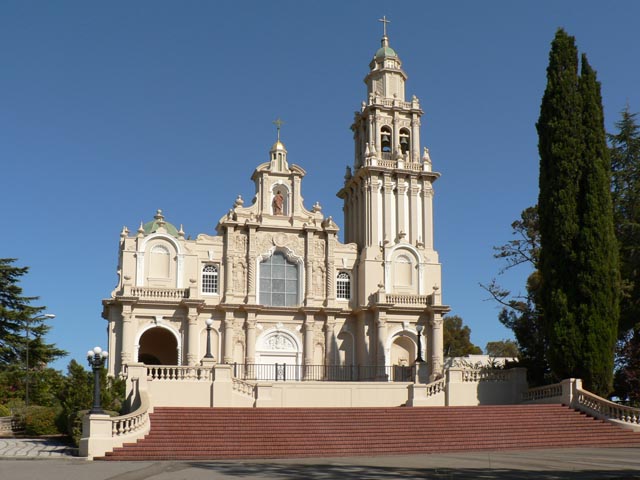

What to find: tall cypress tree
left=537, top=29, right=583, bottom=382
left=574, top=55, right=620, bottom=395
left=537, top=30, right=620, bottom=396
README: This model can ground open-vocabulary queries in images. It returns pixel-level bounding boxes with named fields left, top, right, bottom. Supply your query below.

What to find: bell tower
left=338, top=19, right=443, bottom=305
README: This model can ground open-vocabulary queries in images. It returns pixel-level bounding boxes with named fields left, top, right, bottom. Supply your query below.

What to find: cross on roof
left=378, top=16, right=391, bottom=37
left=273, top=118, right=284, bottom=141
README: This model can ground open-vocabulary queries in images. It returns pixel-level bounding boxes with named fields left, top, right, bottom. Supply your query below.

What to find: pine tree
left=537, top=29, right=583, bottom=382
left=574, top=55, right=619, bottom=394
left=0, top=258, right=66, bottom=367
left=608, top=107, right=640, bottom=335
left=537, top=30, right=620, bottom=396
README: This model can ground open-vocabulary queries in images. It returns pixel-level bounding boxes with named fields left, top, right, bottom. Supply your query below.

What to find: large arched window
left=336, top=272, right=351, bottom=300
left=202, top=264, right=219, bottom=294
left=259, top=252, right=299, bottom=306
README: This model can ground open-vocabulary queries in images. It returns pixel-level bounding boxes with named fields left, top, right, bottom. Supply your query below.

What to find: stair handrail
left=109, top=389, right=152, bottom=437
left=522, top=378, right=640, bottom=432
left=80, top=364, right=153, bottom=458
left=425, top=376, right=446, bottom=398
left=232, top=377, right=257, bottom=399
left=574, top=386, right=640, bottom=431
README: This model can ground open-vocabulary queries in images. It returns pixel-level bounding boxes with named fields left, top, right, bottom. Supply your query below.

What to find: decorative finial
left=137, top=222, right=144, bottom=236
left=273, top=118, right=284, bottom=142
left=178, top=224, right=185, bottom=238
left=378, top=15, right=391, bottom=38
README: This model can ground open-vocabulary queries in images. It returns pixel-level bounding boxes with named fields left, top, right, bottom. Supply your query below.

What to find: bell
left=381, top=134, right=390, bottom=143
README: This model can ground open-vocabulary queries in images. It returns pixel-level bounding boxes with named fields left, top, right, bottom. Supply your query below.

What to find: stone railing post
left=561, top=378, right=578, bottom=406
left=212, top=364, right=233, bottom=407
left=445, top=368, right=463, bottom=406
left=79, top=414, right=113, bottom=458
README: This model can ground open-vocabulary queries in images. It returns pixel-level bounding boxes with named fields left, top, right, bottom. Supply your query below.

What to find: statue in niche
left=314, top=263, right=325, bottom=298
left=234, top=261, right=246, bottom=294
left=272, top=190, right=284, bottom=215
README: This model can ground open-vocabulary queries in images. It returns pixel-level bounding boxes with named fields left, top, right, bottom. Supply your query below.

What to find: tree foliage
left=609, top=107, right=640, bottom=401
left=485, top=339, right=519, bottom=358
left=0, top=258, right=66, bottom=367
left=537, top=29, right=619, bottom=395
left=482, top=206, right=550, bottom=386
left=443, top=315, right=482, bottom=357
left=608, top=107, right=640, bottom=335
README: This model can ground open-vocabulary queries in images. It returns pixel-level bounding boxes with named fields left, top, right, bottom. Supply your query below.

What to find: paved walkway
left=0, top=438, right=639, bottom=479
left=0, top=437, right=76, bottom=457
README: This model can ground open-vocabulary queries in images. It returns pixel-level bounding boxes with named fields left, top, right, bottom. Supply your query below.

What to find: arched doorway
left=138, top=327, right=179, bottom=365
left=390, top=335, right=416, bottom=382
left=255, top=328, right=301, bottom=381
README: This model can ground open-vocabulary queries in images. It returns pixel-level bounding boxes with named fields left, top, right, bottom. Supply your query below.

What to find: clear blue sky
left=2, top=1, right=639, bottom=371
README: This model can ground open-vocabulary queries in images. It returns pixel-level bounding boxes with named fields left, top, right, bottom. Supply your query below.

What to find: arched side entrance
left=255, top=328, right=301, bottom=381
left=386, top=328, right=420, bottom=382
left=137, top=325, right=180, bottom=365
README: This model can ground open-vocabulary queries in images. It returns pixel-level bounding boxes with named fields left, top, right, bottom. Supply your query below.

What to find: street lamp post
left=25, top=313, right=55, bottom=407
left=86, top=346, right=109, bottom=415
left=204, top=318, right=214, bottom=359
left=415, top=325, right=424, bottom=363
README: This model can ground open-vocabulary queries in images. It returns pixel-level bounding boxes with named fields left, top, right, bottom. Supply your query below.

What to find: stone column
left=411, top=116, right=420, bottom=163
left=429, top=313, right=444, bottom=381
left=304, top=314, right=315, bottom=367
left=245, top=311, right=256, bottom=365
left=396, top=176, right=407, bottom=237
left=326, top=234, right=335, bottom=306
left=324, top=314, right=336, bottom=365
left=120, top=308, right=134, bottom=367
left=223, top=310, right=235, bottom=364
left=187, top=310, right=199, bottom=366
left=375, top=311, right=388, bottom=368
left=247, top=225, right=257, bottom=304
left=409, top=178, right=420, bottom=245
left=383, top=175, right=393, bottom=243
left=422, top=185, right=434, bottom=250
left=305, top=231, right=313, bottom=305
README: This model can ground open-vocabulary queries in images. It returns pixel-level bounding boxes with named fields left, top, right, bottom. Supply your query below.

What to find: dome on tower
left=142, top=209, right=180, bottom=238
left=375, top=44, right=397, bottom=59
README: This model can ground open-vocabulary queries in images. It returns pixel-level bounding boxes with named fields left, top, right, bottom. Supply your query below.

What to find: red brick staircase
left=97, top=404, right=640, bottom=460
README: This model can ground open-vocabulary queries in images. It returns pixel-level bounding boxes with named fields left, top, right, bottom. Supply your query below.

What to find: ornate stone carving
left=266, top=332, right=295, bottom=351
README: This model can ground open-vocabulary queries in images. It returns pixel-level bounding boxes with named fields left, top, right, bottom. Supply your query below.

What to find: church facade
left=102, top=29, right=450, bottom=384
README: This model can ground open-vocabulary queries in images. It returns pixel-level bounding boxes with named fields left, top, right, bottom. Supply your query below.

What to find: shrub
left=0, top=404, right=10, bottom=417
left=23, top=406, right=62, bottom=436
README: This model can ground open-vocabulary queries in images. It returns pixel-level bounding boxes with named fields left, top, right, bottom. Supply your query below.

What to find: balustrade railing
left=231, top=363, right=415, bottom=382
left=576, top=389, right=640, bottom=428
left=425, top=377, right=446, bottom=397
left=147, top=365, right=213, bottom=381
left=386, top=294, right=431, bottom=306
left=129, top=287, right=189, bottom=300
left=462, top=369, right=511, bottom=383
left=521, top=383, right=563, bottom=402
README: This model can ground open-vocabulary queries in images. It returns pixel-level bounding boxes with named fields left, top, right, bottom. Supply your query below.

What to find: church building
left=102, top=25, right=450, bottom=385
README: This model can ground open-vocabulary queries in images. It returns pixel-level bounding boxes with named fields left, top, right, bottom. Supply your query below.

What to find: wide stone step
left=98, top=405, right=640, bottom=461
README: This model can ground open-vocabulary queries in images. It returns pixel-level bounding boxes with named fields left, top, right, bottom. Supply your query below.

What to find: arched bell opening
left=380, top=126, right=392, bottom=153
left=399, top=128, right=411, bottom=154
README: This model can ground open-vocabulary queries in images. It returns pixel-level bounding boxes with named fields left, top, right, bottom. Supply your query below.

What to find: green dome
left=143, top=209, right=180, bottom=238
left=375, top=46, right=397, bottom=59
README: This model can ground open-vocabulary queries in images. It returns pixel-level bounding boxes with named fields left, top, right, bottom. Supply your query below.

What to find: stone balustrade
left=129, top=287, right=189, bottom=300
left=147, top=365, right=213, bottom=381
left=522, top=378, right=640, bottom=432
